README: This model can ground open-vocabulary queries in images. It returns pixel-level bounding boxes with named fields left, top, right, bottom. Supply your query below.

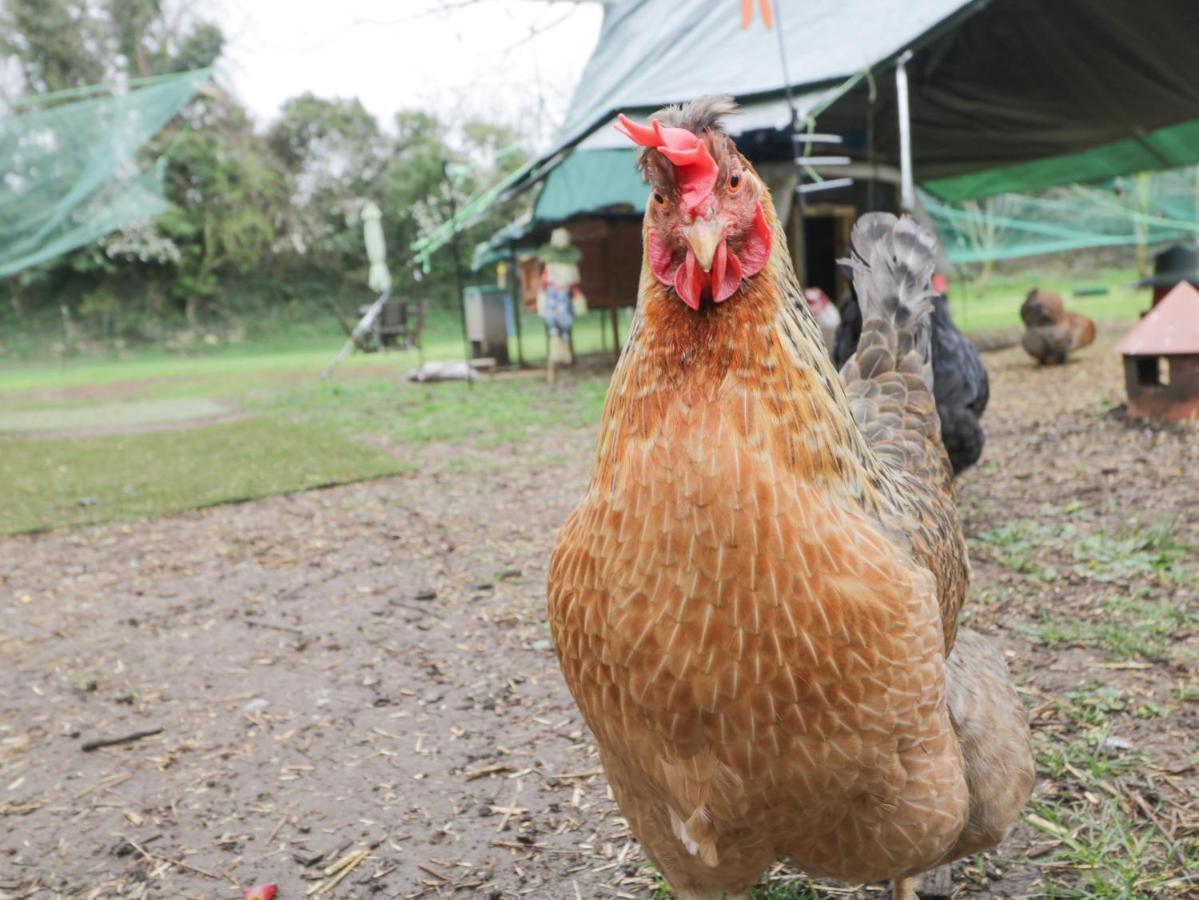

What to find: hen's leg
left=891, top=877, right=917, bottom=900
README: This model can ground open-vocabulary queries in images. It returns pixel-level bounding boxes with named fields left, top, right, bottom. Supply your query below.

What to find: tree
left=166, top=22, right=223, bottom=73
left=267, top=95, right=389, bottom=274
left=0, top=0, right=538, bottom=343
left=372, top=110, right=533, bottom=310
left=0, top=0, right=107, bottom=93
left=161, top=98, right=292, bottom=328
left=1, top=0, right=222, bottom=94
left=106, top=0, right=162, bottom=76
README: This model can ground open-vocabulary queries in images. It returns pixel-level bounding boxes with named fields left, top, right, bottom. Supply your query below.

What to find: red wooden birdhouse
left=1115, top=281, right=1199, bottom=422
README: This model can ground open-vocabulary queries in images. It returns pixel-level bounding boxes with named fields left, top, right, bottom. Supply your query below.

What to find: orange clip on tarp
left=741, top=0, right=773, bottom=30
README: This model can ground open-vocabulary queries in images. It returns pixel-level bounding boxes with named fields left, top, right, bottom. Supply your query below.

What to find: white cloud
left=211, top=0, right=603, bottom=143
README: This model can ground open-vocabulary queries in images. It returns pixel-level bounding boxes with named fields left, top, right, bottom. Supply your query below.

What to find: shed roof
left=1115, top=282, right=1199, bottom=356
left=533, top=149, right=646, bottom=222
left=421, top=0, right=1199, bottom=261
left=545, top=0, right=1199, bottom=201
left=555, top=0, right=975, bottom=153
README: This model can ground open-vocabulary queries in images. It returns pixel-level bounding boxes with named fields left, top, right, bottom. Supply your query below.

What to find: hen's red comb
left=615, top=113, right=719, bottom=215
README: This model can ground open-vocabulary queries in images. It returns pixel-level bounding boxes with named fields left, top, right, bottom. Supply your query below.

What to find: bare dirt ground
left=2, top=333, right=1196, bottom=899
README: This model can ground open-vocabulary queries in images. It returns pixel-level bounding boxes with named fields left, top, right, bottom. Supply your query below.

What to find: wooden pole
left=789, top=198, right=807, bottom=286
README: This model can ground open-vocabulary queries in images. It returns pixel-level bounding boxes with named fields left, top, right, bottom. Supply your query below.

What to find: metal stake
left=896, top=49, right=916, bottom=212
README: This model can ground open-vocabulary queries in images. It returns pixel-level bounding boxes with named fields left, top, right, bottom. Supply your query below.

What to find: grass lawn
left=0, top=397, right=228, bottom=431
left=0, top=305, right=631, bottom=395
left=259, top=372, right=608, bottom=447
left=0, top=345, right=610, bottom=535
left=0, top=264, right=1150, bottom=535
left=946, top=266, right=1144, bottom=332
left=0, top=417, right=412, bottom=534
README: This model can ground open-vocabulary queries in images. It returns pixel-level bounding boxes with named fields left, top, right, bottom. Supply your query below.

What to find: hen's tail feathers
left=1067, top=312, right=1097, bottom=351
left=839, top=213, right=937, bottom=393
left=838, top=213, right=950, bottom=488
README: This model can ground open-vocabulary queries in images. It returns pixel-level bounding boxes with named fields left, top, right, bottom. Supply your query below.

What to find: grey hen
left=833, top=291, right=989, bottom=474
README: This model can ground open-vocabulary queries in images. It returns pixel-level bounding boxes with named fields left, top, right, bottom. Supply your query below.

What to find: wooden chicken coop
left=571, top=218, right=642, bottom=351
left=1115, top=282, right=1199, bottom=422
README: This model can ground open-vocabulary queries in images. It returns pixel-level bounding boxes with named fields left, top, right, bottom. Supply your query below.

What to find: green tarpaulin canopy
left=432, top=0, right=1199, bottom=261
left=553, top=0, right=972, bottom=151
left=533, top=149, right=648, bottom=222
left=547, top=0, right=1199, bottom=200
left=471, top=150, right=645, bottom=268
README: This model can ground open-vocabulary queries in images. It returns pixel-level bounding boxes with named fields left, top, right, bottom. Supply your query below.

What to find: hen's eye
left=653, top=192, right=667, bottom=206
left=728, top=173, right=742, bottom=192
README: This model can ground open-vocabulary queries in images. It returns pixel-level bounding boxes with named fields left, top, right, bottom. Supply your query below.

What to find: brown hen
left=548, top=98, right=1033, bottom=899
left=1020, top=288, right=1096, bottom=365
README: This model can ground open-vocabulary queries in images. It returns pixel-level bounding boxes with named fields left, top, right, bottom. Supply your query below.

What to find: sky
left=213, top=0, right=604, bottom=146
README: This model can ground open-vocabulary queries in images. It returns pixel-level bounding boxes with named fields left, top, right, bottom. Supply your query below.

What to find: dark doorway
left=801, top=205, right=854, bottom=298
left=804, top=216, right=839, bottom=299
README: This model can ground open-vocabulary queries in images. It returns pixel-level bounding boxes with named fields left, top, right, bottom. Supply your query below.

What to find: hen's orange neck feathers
left=597, top=189, right=880, bottom=503
left=600, top=98, right=885, bottom=502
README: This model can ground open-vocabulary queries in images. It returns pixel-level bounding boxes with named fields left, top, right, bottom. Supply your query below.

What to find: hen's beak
left=683, top=217, right=724, bottom=272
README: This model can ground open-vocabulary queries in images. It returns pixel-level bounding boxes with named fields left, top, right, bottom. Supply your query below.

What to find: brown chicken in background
left=547, top=98, right=1034, bottom=899
left=1020, top=288, right=1096, bottom=364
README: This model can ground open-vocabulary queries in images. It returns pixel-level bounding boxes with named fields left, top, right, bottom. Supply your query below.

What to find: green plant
left=1027, top=798, right=1182, bottom=898
left=1065, top=685, right=1126, bottom=725
left=1034, top=592, right=1196, bottom=663
left=1071, top=520, right=1192, bottom=583
left=974, top=519, right=1070, bottom=581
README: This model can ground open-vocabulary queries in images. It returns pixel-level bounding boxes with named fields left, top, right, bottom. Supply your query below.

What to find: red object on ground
left=244, top=885, right=277, bottom=900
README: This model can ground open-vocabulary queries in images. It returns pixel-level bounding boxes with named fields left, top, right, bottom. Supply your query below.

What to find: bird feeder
left=1115, top=281, right=1199, bottom=422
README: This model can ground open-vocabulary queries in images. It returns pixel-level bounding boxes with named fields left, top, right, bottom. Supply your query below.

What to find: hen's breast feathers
left=549, top=370, right=970, bottom=881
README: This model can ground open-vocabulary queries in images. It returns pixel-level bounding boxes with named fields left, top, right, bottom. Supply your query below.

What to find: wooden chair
left=360, top=297, right=429, bottom=351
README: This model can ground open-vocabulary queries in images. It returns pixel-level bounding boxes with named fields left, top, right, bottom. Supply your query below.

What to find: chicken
left=1020, top=288, right=1096, bottom=365
left=803, top=286, right=841, bottom=352
left=547, top=97, right=1033, bottom=900
left=833, top=292, right=989, bottom=475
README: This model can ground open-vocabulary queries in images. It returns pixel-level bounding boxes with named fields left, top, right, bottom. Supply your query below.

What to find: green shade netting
left=922, top=166, right=1199, bottom=265
left=0, top=69, right=210, bottom=279
left=922, top=119, right=1199, bottom=204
